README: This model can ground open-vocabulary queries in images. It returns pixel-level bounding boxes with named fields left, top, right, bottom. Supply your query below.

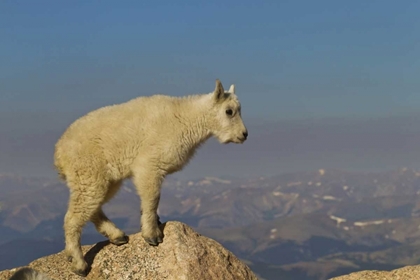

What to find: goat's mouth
left=236, top=137, right=246, bottom=143
left=221, top=137, right=246, bottom=144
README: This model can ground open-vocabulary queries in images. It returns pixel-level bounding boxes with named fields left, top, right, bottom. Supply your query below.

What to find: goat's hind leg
left=91, top=208, right=128, bottom=245
left=64, top=185, right=106, bottom=276
left=91, top=180, right=128, bottom=245
left=64, top=195, right=90, bottom=276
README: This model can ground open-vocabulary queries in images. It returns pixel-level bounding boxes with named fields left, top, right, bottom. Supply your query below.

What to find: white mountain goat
left=54, top=79, right=248, bottom=276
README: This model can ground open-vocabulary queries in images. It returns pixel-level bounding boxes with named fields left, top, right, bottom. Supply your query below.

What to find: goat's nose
left=243, top=131, right=248, bottom=139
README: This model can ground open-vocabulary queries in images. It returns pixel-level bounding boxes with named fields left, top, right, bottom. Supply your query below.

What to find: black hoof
left=111, top=235, right=129, bottom=246
left=144, top=236, right=163, bottom=246
left=73, top=268, right=87, bottom=277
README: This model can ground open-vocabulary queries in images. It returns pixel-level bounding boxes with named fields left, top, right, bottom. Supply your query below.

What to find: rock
left=0, top=221, right=258, bottom=280
left=330, top=265, right=420, bottom=280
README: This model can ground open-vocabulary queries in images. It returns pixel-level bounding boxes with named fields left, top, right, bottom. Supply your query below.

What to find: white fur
left=9, top=268, right=52, bottom=280
left=53, top=79, right=248, bottom=275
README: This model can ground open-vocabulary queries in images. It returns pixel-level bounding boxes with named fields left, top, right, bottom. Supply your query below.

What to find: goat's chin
left=217, top=138, right=232, bottom=144
left=213, top=135, right=229, bottom=144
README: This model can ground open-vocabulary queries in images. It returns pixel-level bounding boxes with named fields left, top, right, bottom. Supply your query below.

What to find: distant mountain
left=0, top=239, right=62, bottom=270
left=2, top=168, right=420, bottom=279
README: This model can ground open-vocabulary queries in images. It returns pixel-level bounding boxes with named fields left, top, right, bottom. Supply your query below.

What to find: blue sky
left=1, top=1, right=420, bottom=178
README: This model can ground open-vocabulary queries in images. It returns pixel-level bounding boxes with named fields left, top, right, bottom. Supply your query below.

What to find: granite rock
left=0, top=221, right=257, bottom=280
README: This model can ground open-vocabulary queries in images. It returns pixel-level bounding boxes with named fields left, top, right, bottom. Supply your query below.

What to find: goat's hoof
left=72, top=268, right=87, bottom=277
left=111, top=235, right=128, bottom=246
left=144, top=236, right=163, bottom=246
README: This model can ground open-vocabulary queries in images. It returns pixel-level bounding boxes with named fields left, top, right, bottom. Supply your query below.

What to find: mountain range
left=2, top=168, right=420, bottom=279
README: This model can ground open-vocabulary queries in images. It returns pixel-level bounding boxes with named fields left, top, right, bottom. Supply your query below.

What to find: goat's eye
left=226, top=109, right=233, bottom=116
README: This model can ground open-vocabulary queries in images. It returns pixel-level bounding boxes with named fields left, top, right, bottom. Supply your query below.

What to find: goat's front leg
left=132, top=165, right=164, bottom=246
left=140, top=209, right=163, bottom=225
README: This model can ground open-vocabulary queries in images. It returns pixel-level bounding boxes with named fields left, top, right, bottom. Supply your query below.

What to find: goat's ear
left=213, top=79, right=225, bottom=101
left=228, top=84, right=235, bottom=95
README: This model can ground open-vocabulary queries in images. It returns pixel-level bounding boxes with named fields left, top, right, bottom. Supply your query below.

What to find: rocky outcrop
left=0, top=221, right=257, bottom=280
left=331, top=265, right=420, bottom=280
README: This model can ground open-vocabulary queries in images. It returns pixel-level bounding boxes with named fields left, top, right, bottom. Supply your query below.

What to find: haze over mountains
left=3, top=168, right=420, bottom=279
left=2, top=112, right=420, bottom=179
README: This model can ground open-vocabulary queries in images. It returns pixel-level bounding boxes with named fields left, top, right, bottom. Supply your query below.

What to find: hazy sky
left=1, top=1, right=420, bottom=178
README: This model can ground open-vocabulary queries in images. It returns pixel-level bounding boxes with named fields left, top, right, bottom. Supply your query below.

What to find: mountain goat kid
left=54, top=79, right=248, bottom=276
